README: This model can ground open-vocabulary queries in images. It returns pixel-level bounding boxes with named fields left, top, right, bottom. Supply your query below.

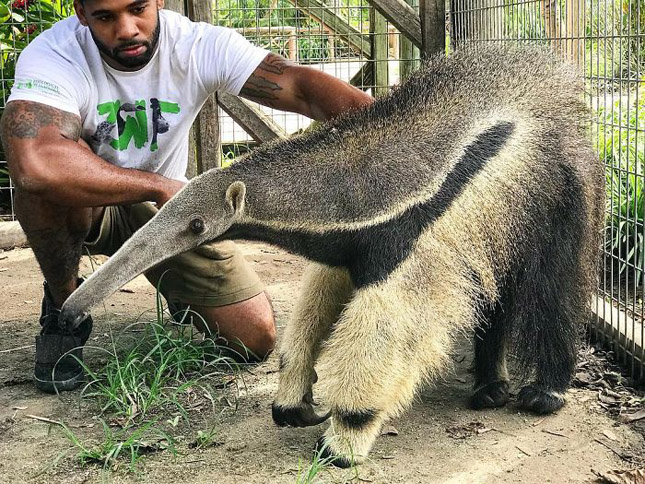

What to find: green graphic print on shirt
left=91, top=98, right=181, bottom=152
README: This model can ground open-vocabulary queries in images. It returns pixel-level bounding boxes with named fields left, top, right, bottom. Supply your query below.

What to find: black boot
left=34, top=279, right=93, bottom=393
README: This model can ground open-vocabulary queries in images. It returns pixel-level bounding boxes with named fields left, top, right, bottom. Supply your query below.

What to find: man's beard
left=90, top=12, right=161, bottom=69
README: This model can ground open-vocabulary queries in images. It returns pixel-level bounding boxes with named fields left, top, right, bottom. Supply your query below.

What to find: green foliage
left=0, top=165, right=9, bottom=184
left=0, top=0, right=73, bottom=102
left=213, top=0, right=369, bottom=62
left=77, top=316, right=241, bottom=424
left=585, top=0, right=645, bottom=86
left=597, top=90, right=645, bottom=284
left=57, top=419, right=176, bottom=472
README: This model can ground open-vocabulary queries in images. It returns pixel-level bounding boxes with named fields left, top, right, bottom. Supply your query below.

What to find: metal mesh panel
left=212, top=0, right=421, bottom=154
left=0, top=0, right=74, bottom=221
left=451, top=0, right=644, bottom=379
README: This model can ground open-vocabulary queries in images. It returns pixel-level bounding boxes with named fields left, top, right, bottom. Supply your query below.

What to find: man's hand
left=240, top=53, right=373, bottom=121
left=155, top=178, right=186, bottom=207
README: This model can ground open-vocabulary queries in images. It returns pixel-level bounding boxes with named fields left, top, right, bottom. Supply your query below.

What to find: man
left=0, top=0, right=373, bottom=393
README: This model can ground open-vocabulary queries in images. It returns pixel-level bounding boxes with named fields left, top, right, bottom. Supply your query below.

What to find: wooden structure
left=166, top=0, right=445, bottom=176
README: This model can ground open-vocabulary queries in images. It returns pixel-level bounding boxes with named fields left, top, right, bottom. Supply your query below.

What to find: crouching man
left=0, top=0, right=372, bottom=392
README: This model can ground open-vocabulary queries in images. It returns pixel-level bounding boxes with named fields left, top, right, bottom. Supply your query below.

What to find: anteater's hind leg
left=313, top=285, right=456, bottom=467
left=470, top=301, right=510, bottom=409
left=272, top=263, right=354, bottom=427
left=514, top=257, right=580, bottom=414
left=514, top=196, right=588, bottom=415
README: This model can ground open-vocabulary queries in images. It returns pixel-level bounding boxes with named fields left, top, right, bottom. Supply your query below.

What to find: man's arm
left=240, top=53, right=373, bottom=121
left=1, top=101, right=183, bottom=207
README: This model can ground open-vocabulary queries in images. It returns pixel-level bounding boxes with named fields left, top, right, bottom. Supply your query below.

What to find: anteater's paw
left=313, top=437, right=357, bottom=468
left=272, top=401, right=330, bottom=427
left=517, top=385, right=565, bottom=414
left=470, top=380, right=510, bottom=409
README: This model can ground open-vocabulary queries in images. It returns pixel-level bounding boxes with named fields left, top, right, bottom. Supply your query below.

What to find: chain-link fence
left=0, top=0, right=643, bottom=378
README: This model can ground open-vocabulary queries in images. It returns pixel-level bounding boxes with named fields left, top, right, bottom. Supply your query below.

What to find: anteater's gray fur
left=61, top=45, right=604, bottom=466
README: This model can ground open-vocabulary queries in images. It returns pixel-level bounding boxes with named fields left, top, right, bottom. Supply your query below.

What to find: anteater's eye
left=189, top=217, right=205, bottom=234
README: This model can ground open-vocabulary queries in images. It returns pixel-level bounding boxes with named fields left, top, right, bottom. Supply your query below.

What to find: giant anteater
left=61, top=44, right=604, bottom=466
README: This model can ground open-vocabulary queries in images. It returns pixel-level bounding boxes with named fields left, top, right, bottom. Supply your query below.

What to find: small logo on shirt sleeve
left=14, top=78, right=61, bottom=96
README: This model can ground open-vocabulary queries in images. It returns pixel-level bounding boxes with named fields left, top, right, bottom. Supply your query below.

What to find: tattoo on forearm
left=240, top=53, right=291, bottom=105
left=257, top=53, right=290, bottom=75
left=1, top=101, right=81, bottom=140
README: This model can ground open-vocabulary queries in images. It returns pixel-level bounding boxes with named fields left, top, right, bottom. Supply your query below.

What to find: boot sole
left=34, top=371, right=84, bottom=394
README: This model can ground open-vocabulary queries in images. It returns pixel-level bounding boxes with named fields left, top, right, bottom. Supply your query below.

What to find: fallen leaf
left=621, top=409, right=645, bottom=424
left=603, top=430, right=619, bottom=441
left=381, top=455, right=395, bottom=460
left=119, top=288, right=135, bottom=293
left=446, top=421, right=486, bottom=439
left=593, top=468, right=645, bottom=483
left=381, top=426, right=399, bottom=436
left=12, top=406, right=27, bottom=410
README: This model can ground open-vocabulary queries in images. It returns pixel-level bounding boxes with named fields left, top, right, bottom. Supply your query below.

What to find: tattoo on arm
left=1, top=101, right=81, bottom=141
left=240, top=53, right=291, bottom=106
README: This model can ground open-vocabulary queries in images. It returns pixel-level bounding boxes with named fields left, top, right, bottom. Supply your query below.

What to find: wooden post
left=541, top=0, right=563, bottom=54
left=419, top=0, right=445, bottom=58
left=565, top=0, right=581, bottom=65
left=370, top=8, right=389, bottom=97
left=164, top=0, right=187, bottom=13
left=164, top=0, right=199, bottom=179
left=186, top=0, right=221, bottom=173
left=400, top=0, right=420, bottom=80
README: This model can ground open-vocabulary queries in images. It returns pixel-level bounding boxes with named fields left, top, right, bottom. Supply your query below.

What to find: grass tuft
left=58, top=419, right=176, bottom=471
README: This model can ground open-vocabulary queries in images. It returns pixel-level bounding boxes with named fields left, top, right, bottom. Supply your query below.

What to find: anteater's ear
left=225, top=181, right=246, bottom=215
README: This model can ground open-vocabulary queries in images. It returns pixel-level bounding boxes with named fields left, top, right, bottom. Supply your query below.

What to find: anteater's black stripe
left=337, top=408, right=377, bottom=429
left=226, top=121, right=515, bottom=288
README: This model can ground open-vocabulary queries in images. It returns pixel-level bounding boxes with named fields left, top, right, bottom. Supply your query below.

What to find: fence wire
left=0, top=0, right=642, bottom=379
left=211, top=0, right=419, bottom=156
left=451, top=0, right=644, bottom=379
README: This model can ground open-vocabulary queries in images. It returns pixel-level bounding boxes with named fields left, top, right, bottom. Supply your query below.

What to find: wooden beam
left=186, top=0, right=221, bottom=173
left=399, top=0, right=420, bottom=80
left=349, top=62, right=374, bottom=91
left=370, top=8, right=389, bottom=98
left=419, top=0, right=445, bottom=58
left=565, top=0, right=582, bottom=65
left=164, top=1, right=200, bottom=177
left=218, top=93, right=288, bottom=143
left=368, top=0, right=422, bottom=48
left=292, top=0, right=371, bottom=58
left=163, top=0, right=186, bottom=14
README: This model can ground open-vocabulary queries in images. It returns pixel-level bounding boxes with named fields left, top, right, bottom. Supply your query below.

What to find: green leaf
left=0, top=3, right=9, bottom=23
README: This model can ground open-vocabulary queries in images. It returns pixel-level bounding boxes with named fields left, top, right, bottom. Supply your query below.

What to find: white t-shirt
left=7, top=9, right=268, bottom=181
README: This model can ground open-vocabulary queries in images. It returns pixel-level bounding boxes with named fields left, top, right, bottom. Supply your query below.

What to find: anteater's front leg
left=313, top=284, right=455, bottom=467
left=272, top=263, right=354, bottom=427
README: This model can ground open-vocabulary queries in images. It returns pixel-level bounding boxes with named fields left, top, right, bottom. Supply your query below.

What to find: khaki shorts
left=84, top=202, right=264, bottom=307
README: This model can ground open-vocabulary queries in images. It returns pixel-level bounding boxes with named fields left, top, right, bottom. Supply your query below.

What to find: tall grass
left=49, top=293, right=244, bottom=473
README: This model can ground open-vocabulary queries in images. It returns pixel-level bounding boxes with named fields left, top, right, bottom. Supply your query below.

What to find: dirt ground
left=0, top=241, right=644, bottom=484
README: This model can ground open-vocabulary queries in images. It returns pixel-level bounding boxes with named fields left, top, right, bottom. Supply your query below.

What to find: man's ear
left=74, top=0, right=88, bottom=26
left=225, top=181, right=246, bottom=215
left=157, top=0, right=165, bottom=10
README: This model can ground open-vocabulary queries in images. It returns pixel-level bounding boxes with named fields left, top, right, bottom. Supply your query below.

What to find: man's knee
left=193, top=291, right=277, bottom=361
left=252, top=307, right=277, bottom=360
